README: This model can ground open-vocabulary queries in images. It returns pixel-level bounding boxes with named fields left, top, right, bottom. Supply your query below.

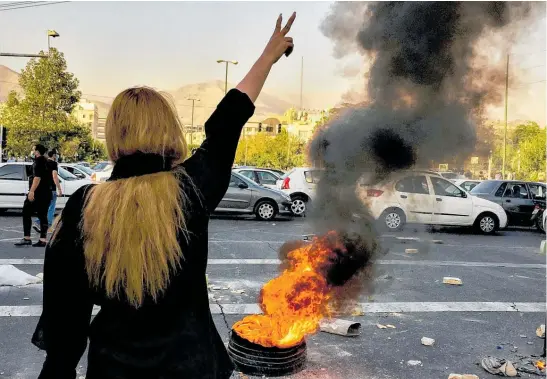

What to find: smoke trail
left=302, top=2, right=541, bottom=303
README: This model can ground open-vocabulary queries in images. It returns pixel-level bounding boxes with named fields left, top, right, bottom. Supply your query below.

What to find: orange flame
left=233, top=232, right=344, bottom=348
left=536, top=360, right=545, bottom=371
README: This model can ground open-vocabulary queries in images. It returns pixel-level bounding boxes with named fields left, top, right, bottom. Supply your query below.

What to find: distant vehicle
left=216, top=172, right=293, bottom=221
left=0, top=162, right=92, bottom=212
left=60, top=163, right=95, bottom=180
left=542, top=210, right=547, bottom=233
left=359, top=171, right=507, bottom=234
left=91, top=165, right=113, bottom=183
left=276, top=167, right=322, bottom=216
left=470, top=180, right=546, bottom=227
left=259, top=168, right=285, bottom=176
left=92, top=161, right=111, bottom=171
left=76, top=162, right=91, bottom=168
left=233, top=168, right=282, bottom=189
left=438, top=171, right=466, bottom=181
left=453, top=179, right=481, bottom=192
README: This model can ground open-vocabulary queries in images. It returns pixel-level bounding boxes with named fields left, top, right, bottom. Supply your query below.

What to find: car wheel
left=381, top=208, right=405, bottom=231
left=255, top=201, right=277, bottom=221
left=0, top=209, right=6, bottom=214
left=290, top=196, right=307, bottom=216
left=537, top=213, right=545, bottom=232
left=475, top=213, right=498, bottom=235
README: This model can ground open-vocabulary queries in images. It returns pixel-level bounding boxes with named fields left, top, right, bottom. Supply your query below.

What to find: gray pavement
left=0, top=211, right=545, bottom=379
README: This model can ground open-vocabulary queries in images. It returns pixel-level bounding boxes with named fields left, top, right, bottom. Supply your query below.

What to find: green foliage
left=234, top=130, right=306, bottom=169
left=0, top=48, right=104, bottom=162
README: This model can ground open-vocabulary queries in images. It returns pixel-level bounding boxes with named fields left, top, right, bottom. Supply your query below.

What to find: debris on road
left=431, top=240, right=444, bottom=244
left=319, top=319, right=361, bottom=336
left=405, top=248, right=418, bottom=254
left=351, top=305, right=364, bottom=316
left=536, top=324, right=545, bottom=338
left=0, top=265, right=42, bottom=286
left=36, top=272, right=44, bottom=281
left=520, top=334, right=527, bottom=338
left=231, top=289, right=245, bottom=294
left=448, top=374, right=479, bottom=379
left=23, top=297, right=30, bottom=300
left=480, top=356, right=517, bottom=376
left=407, top=360, right=423, bottom=367
left=386, top=324, right=396, bottom=329
left=376, top=324, right=388, bottom=329
left=443, top=277, right=463, bottom=285
left=421, top=337, right=435, bottom=346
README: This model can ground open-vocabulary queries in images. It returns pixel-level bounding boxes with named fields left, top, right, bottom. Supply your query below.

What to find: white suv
left=358, top=171, right=508, bottom=234
left=0, top=162, right=92, bottom=212
left=276, top=167, right=321, bottom=216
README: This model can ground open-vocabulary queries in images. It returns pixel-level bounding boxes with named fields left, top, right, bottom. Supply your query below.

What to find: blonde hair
left=82, top=87, right=188, bottom=307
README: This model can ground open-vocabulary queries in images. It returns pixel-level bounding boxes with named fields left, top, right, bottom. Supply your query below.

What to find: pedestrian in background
left=14, top=144, right=52, bottom=247
left=495, top=172, right=502, bottom=180
left=32, top=12, right=296, bottom=379
left=32, top=150, right=63, bottom=233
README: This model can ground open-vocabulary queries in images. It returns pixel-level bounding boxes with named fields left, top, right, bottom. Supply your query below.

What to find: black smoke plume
left=300, top=2, right=541, bottom=305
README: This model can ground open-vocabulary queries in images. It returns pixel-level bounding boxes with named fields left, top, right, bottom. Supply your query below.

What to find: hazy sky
left=0, top=1, right=545, bottom=123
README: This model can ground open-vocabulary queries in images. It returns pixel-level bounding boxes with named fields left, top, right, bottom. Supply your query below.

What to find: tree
left=0, top=48, right=104, bottom=161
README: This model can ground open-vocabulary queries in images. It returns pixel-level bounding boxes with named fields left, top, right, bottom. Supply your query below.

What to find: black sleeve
left=183, top=89, right=255, bottom=211
left=49, top=161, right=58, bottom=172
left=32, top=186, right=94, bottom=379
left=34, top=158, right=47, bottom=179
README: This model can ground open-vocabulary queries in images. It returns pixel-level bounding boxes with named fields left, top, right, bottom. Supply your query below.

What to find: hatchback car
left=0, top=162, right=93, bottom=212
left=233, top=168, right=281, bottom=189
left=215, top=172, right=293, bottom=220
left=359, top=171, right=507, bottom=234
left=60, top=163, right=95, bottom=180
left=470, top=180, right=546, bottom=227
left=453, top=179, right=481, bottom=192
left=276, top=167, right=322, bottom=216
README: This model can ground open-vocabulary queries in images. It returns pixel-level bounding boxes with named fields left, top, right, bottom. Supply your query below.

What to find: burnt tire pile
left=228, top=330, right=307, bottom=377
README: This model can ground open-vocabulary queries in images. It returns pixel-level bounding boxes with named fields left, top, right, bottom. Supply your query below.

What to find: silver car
left=215, top=172, right=293, bottom=221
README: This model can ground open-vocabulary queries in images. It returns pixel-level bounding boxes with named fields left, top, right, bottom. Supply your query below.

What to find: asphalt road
left=0, top=211, right=545, bottom=379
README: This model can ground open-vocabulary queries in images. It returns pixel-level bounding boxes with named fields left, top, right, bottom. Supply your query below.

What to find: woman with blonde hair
left=32, top=13, right=296, bottom=379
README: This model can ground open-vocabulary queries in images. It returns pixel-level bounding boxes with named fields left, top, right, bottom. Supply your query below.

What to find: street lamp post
left=187, top=97, right=200, bottom=146
left=47, top=30, right=60, bottom=53
left=216, top=59, right=238, bottom=94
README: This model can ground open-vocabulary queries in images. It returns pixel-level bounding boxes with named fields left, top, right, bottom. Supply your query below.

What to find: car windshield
left=75, top=164, right=93, bottom=175
left=470, top=181, right=499, bottom=195
left=93, top=162, right=110, bottom=171
left=58, top=167, right=79, bottom=181
left=233, top=172, right=259, bottom=187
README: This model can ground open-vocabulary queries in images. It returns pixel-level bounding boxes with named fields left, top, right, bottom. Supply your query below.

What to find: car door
left=430, top=176, right=473, bottom=225
left=393, top=175, right=434, bottom=223
left=256, top=171, right=279, bottom=189
left=501, top=182, right=533, bottom=225
left=0, top=164, right=27, bottom=208
left=216, top=174, right=253, bottom=210
left=528, top=183, right=546, bottom=209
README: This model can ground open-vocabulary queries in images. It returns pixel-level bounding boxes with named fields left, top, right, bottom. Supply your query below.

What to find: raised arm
left=183, top=13, right=296, bottom=211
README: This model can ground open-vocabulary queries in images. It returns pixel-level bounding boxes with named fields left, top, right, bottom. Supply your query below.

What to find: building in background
left=73, top=99, right=99, bottom=140
left=96, top=117, right=106, bottom=142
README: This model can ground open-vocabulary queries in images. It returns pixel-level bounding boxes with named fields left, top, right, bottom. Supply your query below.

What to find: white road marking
left=0, top=237, right=22, bottom=242
left=2, top=258, right=544, bottom=269
left=0, top=302, right=544, bottom=317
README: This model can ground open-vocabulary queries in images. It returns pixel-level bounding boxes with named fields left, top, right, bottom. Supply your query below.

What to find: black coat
left=32, top=89, right=255, bottom=379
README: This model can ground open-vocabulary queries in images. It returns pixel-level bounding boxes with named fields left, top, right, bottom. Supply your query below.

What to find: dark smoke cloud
left=302, top=2, right=541, bottom=306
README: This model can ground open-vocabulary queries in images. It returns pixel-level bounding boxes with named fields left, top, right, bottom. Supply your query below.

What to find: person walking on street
left=33, top=150, right=63, bottom=233
left=14, top=144, right=53, bottom=247
left=31, top=12, right=296, bottom=379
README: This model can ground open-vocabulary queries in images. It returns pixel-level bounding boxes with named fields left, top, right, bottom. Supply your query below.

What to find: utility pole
left=0, top=125, right=3, bottom=162
left=502, top=54, right=509, bottom=179
left=217, top=59, right=238, bottom=94
left=47, top=30, right=60, bottom=53
left=187, top=97, right=200, bottom=146
left=300, top=56, right=304, bottom=110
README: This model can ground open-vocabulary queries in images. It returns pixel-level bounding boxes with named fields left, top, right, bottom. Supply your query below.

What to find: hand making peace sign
left=262, top=12, right=296, bottom=64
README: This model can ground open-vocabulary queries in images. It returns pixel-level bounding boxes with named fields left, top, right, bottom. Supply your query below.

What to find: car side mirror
left=461, top=192, right=467, bottom=198
left=238, top=182, right=248, bottom=189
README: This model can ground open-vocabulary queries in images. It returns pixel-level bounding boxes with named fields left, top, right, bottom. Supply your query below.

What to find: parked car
left=233, top=168, right=282, bottom=189
left=542, top=210, right=547, bottom=233
left=359, top=171, right=507, bottom=234
left=92, top=161, right=111, bottom=171
left=91, top=164, right=114, bottom=182
left=470, top=180, right=546, bottom=227
left=276, top=167, right=322, bottom=216
left=438, top=171, right=466, bottom=181
left=215, top=172, right=293, bottom=221
left=76, top=162, right=91, bottom=168
left=0, top=162, right=93, bottom=212
left=260, top=168, right=285, bottom=176
left=60, top=163, right=95, bottom=180
left=453, top=179, right=481, bottom=192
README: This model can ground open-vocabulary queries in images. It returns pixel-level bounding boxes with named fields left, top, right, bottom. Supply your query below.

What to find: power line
left=510, top=79, right=546, bottom=90
left=0, top=1, right=38, bottom=8
left=0, top=1, right=69, bottom=12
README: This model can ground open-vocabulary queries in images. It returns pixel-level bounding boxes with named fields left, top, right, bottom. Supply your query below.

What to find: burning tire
left=290, top=195, right=307, bottom=216
left=228, top=330, right=307, bottom=377
left=475, top=213, right=498, bottom=235
left=380, top=208, right=405, bottom=231
left=255, top=200, right=277, bottom=221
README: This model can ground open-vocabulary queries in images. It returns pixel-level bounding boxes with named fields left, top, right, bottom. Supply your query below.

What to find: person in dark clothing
left=33, top=150, right=63, bottom=233
left=31, top=13, right=296, bottom=379
left=14, top=144, right=53, bottom=247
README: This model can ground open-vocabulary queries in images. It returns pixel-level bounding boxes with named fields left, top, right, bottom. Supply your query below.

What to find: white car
left=438, top=171, right=466, bottom=181
left=0, top=162, right=93, bottom=211
left=453, top=179, right=481, bottom=192
left=276, top=167, right=321, bottom=216
left=59, top=163, right=95, bottom=180
left=358, top=171, right=507, bottom=234
left=233, top=168, right=282, bottom=189
left=91, top=164, right=113, bottom=183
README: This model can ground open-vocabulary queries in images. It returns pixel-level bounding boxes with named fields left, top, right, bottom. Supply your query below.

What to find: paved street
left=0, top=211, right=545, bottom=379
